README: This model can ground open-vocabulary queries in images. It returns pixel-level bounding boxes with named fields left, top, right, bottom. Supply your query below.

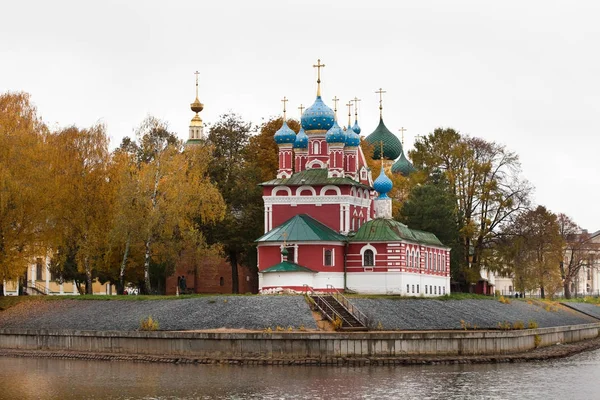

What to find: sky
left=1, top=0, right=599, bottom=229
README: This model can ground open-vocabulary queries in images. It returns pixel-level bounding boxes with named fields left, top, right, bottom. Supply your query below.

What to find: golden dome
left=191, top=97, right=204, bottom=113
left=190, top=113, right=203, bottom=127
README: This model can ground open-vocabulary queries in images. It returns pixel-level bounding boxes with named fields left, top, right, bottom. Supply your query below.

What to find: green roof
left=256, top=214, right=346, bottom=242
left=365, top=118, right=403, bottom=160
left=260, top=168, right=371, bottom=190
left=262, top=261, right=317, bottom=273
left=351, top=218, right=445, bottom=246
left=391, top=151, right=416, bottom=176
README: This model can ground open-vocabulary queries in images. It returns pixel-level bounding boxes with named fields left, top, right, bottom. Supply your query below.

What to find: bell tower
left=187, top=71, right=204, bottom=145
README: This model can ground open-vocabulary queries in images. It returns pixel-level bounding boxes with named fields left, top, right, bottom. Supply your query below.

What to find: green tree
left=398, top=172, right=463, bottom=281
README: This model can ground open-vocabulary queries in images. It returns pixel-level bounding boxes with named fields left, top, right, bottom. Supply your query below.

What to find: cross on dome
left=313, top=59, right=325, bottom=96
left=375, top=88, right=386, bottom=118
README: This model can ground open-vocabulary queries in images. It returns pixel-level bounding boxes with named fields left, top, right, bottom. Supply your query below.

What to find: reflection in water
left=1, top=350, right=599, bottom=399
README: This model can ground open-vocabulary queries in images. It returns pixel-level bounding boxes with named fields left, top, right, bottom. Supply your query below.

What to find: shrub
left=528, top=320, right=539, bottom=329
left=139, top=316, right=159, bottom=331
left=276, top=326, right=284, bottom=332
left=332, top=316, right=343, bottom=330
left=298, top=324, right=306, bottom=331
left=512, top=320, right=525, bottom=330
left=376, top=321, right=384, bottom=331
left=534, top=334, right=542, bottom=348
left=498, top=296, right=511, bottom=305
left=497, top=321, right=511, bottom=330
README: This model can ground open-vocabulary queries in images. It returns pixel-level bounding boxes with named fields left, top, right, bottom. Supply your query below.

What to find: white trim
left=306, top=159, right=326, bottom=169
left=263, top=194, right=371, bottom=208
left=296, top=185, right=316, bottom=196
left=272, top=186, right=292, bottom=196
left=319, top=185, right=341, bottom=196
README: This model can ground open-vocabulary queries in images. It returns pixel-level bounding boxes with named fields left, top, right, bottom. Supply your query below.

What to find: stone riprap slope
left=563, top=302, right=600, bottom=320
left=0, top=296, right=597, bottom=331
left=0, top=296, right=317, bottom=331
left=351, top=299, right=598, bottom=330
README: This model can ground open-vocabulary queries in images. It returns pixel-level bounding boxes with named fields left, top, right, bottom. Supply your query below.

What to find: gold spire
left=332, top=96, right=339, bottom=118
left=399, top=127, right=407, bottom=145
left=380, top=141, right=384, bottom=167
left=313, top=59, right=325, bottom=97
left=346, top=102, right=353, bottom=128
left=190, top=71, right=204, bottom=114
left=352, top=97, right=361, bottom=121
left=298, top=104, right=305, bottom=117
left=375, top=88, right=386, bottom=118
left=281, top=96, right=288, bottom=121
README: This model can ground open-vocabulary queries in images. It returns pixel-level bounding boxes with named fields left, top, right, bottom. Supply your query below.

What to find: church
left=256, top=60, right=451, bottom=295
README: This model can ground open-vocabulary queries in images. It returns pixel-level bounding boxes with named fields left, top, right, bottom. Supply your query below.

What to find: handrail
left=303, top=285, right=355, bottom=328
left=326, top=284, right=370, bottom=328
left=28, top=281, right=59, bottom=295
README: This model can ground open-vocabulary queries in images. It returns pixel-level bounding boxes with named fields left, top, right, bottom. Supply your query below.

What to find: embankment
left=1, top=323, right=599, bottom=365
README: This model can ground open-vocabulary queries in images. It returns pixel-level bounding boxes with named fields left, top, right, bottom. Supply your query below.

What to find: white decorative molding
left=306, top=159, right=326, bottom=169
left=272, top=186, right=292, bottom=196
left=319, top=185, right=341, bottom=196
left=296, top=185, right=316, bottom=196
left=265, top=193, right=371, bottom=208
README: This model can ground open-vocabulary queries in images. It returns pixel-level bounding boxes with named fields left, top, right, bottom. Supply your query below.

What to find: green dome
left=391, top=151, right=416, bottom=176
left=365, top=118, right=402, bottom=160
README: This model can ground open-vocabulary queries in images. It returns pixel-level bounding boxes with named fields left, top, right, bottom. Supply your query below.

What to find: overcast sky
left=2, top=0, right=599, bottom=229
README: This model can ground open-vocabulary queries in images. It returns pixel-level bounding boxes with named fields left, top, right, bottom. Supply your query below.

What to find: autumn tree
left=46, top=124, right=112, bottom=294
left=410, top=128, right=532, bottom=289
left=0, top=92, right=50, bottom=282
left=557, top=214, right=599, bottom=298
left=496, top=206, right=563, bottom=298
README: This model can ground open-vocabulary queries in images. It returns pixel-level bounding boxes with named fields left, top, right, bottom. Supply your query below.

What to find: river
left=1, top=350, right=598, bottom=399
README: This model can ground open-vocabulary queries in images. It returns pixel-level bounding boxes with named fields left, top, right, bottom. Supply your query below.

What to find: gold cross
left=346, top=102, right=353, bottom=128
left=298, top=104, right=305, bottom=117
left=399, top=127, right=407, bottom=145
left=375, top=88, right=386, bottom=118
left=313, top=59, right=325, bottom=96
left=352, top=97, right=361, bottom=118
left=281, top=96, right=288, bottom=120
left=194, top=71, right=200, bottom=97
left=332, top=96, right=339, bottom=114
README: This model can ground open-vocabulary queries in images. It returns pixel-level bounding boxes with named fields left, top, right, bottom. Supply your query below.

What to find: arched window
left=219, top=277, right=224, bottom=286
left=429, top=253, right=432, bottom=270
left=313, top=141, right=320, bottom=155
left=424, top=252, right=428, bottom=270
left=416, top=251, right=420, bottom=268
left=363, top=249, right=374, bottom=266
left=438, top=254, right=441, bottom=271
left=324, top=249, right=332, bottom=266
left=406, top=250, right=411, bottom=267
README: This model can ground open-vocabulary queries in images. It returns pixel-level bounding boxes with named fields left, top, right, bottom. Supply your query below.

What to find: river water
left=1, top=350, right=598, bottom=400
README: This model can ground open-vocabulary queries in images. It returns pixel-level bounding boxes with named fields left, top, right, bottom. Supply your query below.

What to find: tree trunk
left=144, top=237, right=152, bottom=294
left=85, top=257, right=93, bottom=294
left=230, top=251, right=239, bottom=294
left=540, top=286, right=545, bottom=299
left=563, top=281, right=572, bottom=299
left=118, top=236, right=130, bottom=295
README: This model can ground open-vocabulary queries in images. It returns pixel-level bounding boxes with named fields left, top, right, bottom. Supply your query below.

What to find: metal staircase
left=305, top=284, right=369, bottom=331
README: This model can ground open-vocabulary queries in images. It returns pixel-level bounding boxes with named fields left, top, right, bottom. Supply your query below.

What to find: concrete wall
left=1, top=323, right=598, bottom=360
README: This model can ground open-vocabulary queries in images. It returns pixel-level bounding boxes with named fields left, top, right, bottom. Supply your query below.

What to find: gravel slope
left=0, top=296, right=317, bottom=331
left=0, top=297, right=597, bottom=331
left=563, top=303, right=600, bottom=319
left=351, top=298, right=598, bottom=330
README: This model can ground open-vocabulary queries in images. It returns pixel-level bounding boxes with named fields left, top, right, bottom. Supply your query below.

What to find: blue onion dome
left=293, top=126, right=309, bottom=149
left=373, top=167, right=393, bottom=199
left=273, top=121, right=296, bottom=145
left=345, top=125, right=361, bottom=147
left=391, top=151, right=416, bottom=176
left=352, top=120, right=361, bottom=134
left=301, top=96, right=335, bottom=131
left=325, top=120, right=345, bottom=143
left=365, top=118, right=402, bottom=160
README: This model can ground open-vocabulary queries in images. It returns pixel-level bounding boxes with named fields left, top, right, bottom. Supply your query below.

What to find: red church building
left=257, top=62, right=450, bottom=295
